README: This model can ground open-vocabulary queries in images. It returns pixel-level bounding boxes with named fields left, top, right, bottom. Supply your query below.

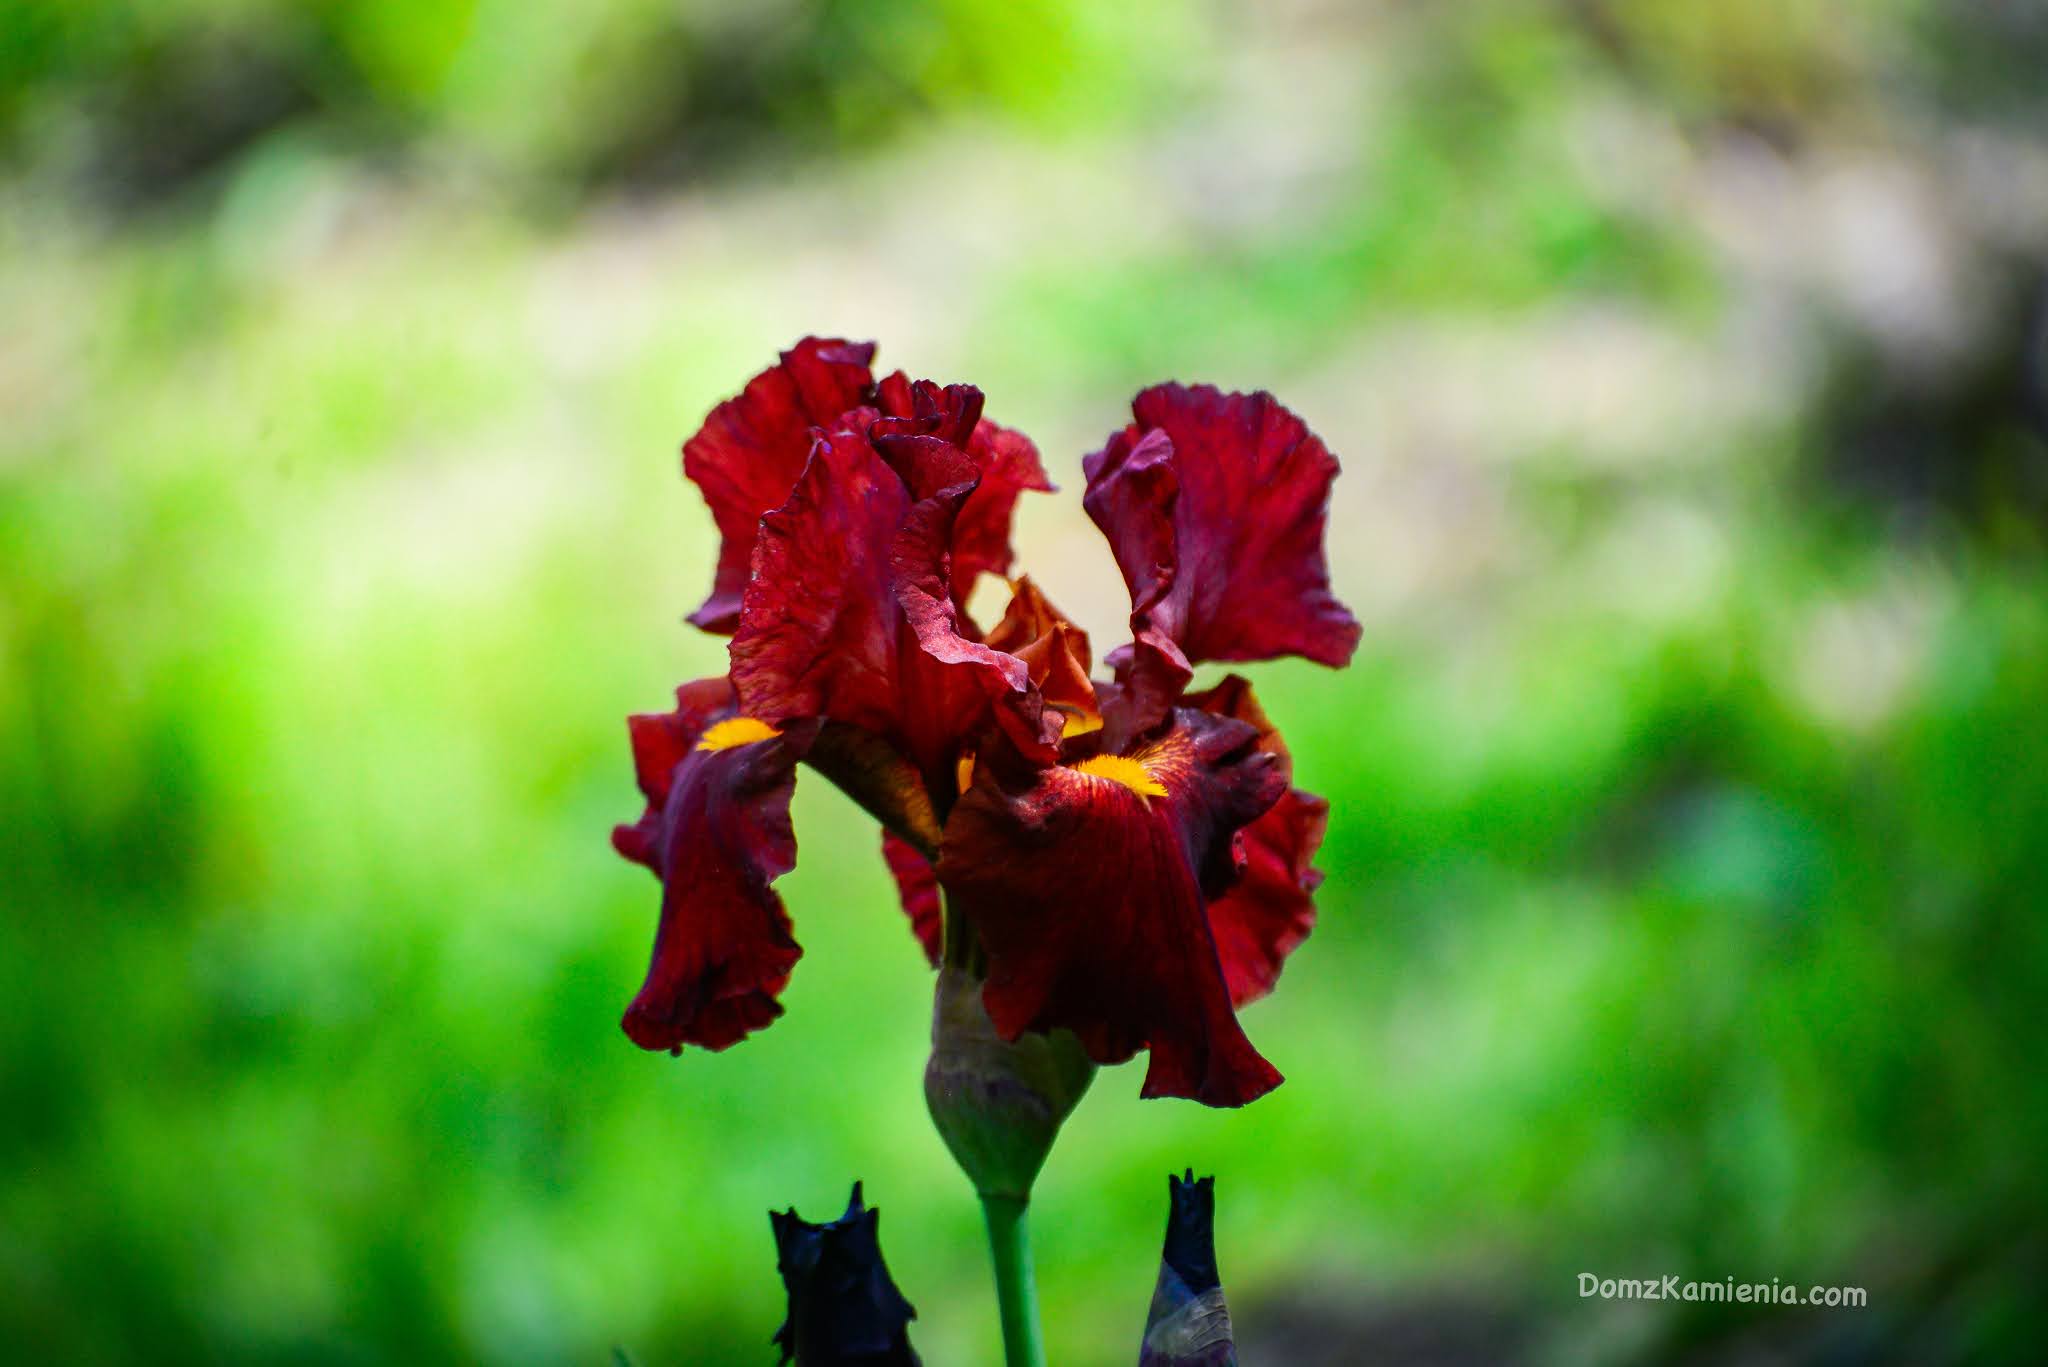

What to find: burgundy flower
left=613, top=339, right=1355, bottom=1105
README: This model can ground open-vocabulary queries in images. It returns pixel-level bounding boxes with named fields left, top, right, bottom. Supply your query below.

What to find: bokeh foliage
left=4, top=1, right=2046, bottom=1363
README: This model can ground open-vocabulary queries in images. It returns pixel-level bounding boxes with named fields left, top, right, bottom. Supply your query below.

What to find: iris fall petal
left=936, top=708, right=1290, bottom=1106
left=612, top=678, right=812, bottom=1053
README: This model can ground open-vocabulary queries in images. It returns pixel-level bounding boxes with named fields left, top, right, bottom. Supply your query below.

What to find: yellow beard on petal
left=1071, top=753, right=1167, bottom=799
left=696, top=717, right=782, bottom=752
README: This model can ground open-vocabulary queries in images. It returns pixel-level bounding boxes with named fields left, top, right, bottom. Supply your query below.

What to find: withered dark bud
left=1138, top=1171, right=1236, bottom=1367
left=924, top=964, right=1095, bottom=1201
left=770, top=1182, right=919, bottom=1366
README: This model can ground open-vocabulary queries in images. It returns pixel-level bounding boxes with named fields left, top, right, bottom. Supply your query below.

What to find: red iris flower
left=613, top=338, right=1358, bottom=1106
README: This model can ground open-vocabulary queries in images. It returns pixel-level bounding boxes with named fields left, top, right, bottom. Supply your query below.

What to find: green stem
left=980, top=1194, right=1046, bottom=1367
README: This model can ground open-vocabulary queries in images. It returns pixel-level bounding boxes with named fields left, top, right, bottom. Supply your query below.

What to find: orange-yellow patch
left=1059, top=710, right=1104, bottom=739
left=696, top=717, right=782, bottom=752
left=1071, top=753, right=1167, bottom=799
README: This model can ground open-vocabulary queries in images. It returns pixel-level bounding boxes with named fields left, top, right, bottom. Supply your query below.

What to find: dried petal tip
left=771, top=1182, right=920, bottom=1366
left=1139, top=1172, right=1236, bottom=1367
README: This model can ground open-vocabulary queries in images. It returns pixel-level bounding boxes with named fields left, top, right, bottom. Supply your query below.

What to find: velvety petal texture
left=730, top=426, right=909, bottom=733
left=683, top=337, right=876, bottom=632
left=1086, top=384, right=1362, bottom=725
left=1079, top=427, right=1190, bottom=730
left=887, top=455, right=1059, bottom=768
left=612, top=678, right=812, bottom=1053
left=950, top=418, right=1053, bottom=600
left=1185, top=676, right=1327, bottom=1007
left=937, top=708, right=1290, bottom=1106
left=1210, top=789, right=1327, bottom=1008
left=730, top=377, right=1057, bottom=799
left=882, top=833, right=943, bottom=966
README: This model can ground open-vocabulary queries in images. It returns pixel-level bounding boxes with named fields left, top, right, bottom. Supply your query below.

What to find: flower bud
left=1139, top=1171, right=1236, bottom=1367
left=770, top=1182, right=920, bottom=1366
left=923, top=965, right=1094, bottom=1201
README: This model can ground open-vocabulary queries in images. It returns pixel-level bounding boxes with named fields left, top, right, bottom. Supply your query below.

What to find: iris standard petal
left=1085, top=384, right=1361, bottom=728
left=682, top=337, right=876, bottom=632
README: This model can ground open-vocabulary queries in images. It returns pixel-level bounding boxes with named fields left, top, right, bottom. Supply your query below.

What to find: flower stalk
left=980, top=1194, right=1045, bottom=1367
left=925, top=908, right=1092, bottom=1365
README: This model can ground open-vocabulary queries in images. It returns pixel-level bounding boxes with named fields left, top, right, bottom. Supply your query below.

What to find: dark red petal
left=873, top=374, right=983, bottom=453
left=1102, top=629, right=1195, bottom=745
left=727, top=370, right=1056, bottom=806
left=936, top=709, right=1289, bottom=1107
left=870, top=383, right=1062, bottom=774
left=611, top=686, right=811, bottom=1053
left=730, top=428, right=910, bottom=732
left=1082, top=427, right=1178, bottom=619
left=882, top=832, right=943, bottom=966
left=873, top=369, right=916, bottom=420
left=950, top=419, right=1053, bottom=600
left=1085, top=385, right=1361, bottom=704
left=1079, top=427, right=1190, bottom=732
left=890, top=474, right=1058, bottom=769
left=620, top=676, right=736, bottom=821
left=681, top=337, right=876, bottom=633
left=1184, top=675, right=1326, bottom=1007
left=727, top=422, right=1035, bottom=805
left=1210, top=788, right=1326, bottom=1007
left=872, top=379, right=985, bottom=497
left=874, top=375, right=1053, bottom=601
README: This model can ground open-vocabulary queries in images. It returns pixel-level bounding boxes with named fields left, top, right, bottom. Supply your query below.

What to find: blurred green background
left=5, top=1, right=2047, bottom=1363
